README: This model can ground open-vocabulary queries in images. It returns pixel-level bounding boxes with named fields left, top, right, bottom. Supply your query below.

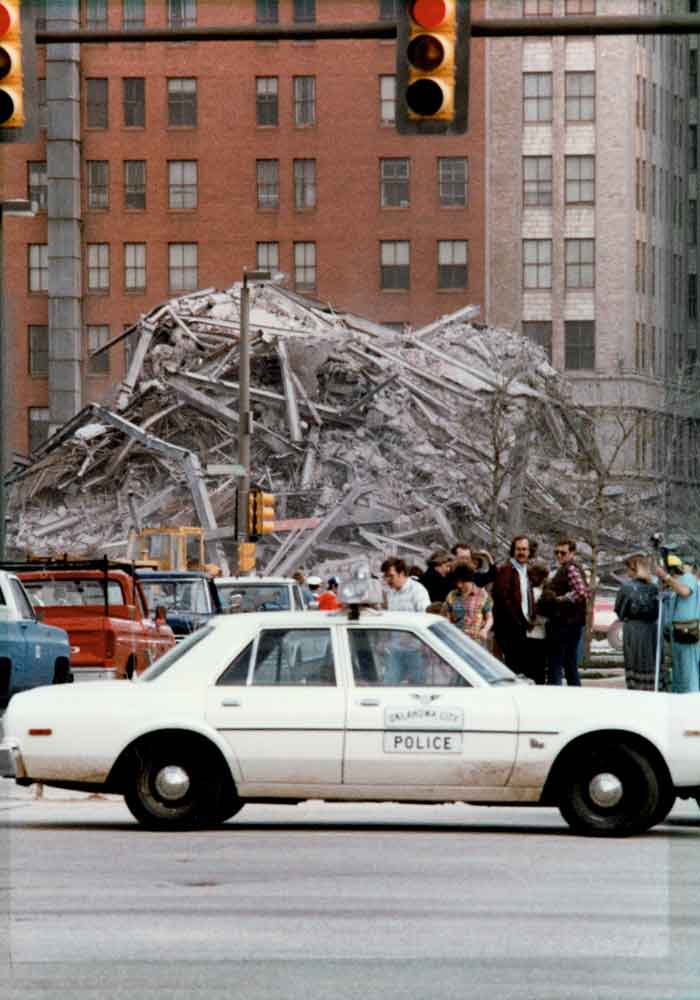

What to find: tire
left=0, top=659, right=11, bottom=708
left=123, top=739, right=238, bottom=830
left=52, top=658, right=72, bottom=685
left=650, top=785, right=676, bottom=828
left=558, top=742, right=660, bottom=837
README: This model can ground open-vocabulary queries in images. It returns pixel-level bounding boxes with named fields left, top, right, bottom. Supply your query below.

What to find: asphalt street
left=0, top=787, right=698, bottom=1000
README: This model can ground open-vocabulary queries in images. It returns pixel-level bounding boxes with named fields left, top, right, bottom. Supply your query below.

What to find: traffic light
left=246, top=487, right=276, bottom=540
left=0, top=0, right=37, bottom=143
left=238, top=542, right=257, bottom=575
left=396, top=0, right=470, bottom=135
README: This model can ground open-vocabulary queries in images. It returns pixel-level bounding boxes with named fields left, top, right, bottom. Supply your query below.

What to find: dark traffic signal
left=396, top=0, right=470, bottom=135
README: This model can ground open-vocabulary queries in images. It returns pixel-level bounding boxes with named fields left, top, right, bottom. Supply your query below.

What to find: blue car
left=0, top=570, right=72, bottom=705
left=135, top=570, right=223, bottom=642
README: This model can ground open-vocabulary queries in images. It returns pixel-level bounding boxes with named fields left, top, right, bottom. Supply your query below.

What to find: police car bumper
left=0, top=741, right=24, bottom=779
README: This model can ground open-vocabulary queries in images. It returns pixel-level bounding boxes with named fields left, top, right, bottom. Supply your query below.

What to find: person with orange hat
left=317, top=577, right=340, bottom=611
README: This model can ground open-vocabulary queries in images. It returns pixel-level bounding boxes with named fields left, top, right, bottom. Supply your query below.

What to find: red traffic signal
left=0, top=0, right=37, bottom=142
left=396, top=0, right=470, bottom=135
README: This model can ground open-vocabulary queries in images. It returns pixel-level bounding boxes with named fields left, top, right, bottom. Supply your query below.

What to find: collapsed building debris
left=5, top=283, right=662, bottom=579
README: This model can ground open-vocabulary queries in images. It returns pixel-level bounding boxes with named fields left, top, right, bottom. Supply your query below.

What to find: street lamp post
left=237, top=269, right=270, bottom=548
left=0, top=198, right=35, bottom=560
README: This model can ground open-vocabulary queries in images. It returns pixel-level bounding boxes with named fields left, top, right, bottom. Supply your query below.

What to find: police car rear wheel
left=124, top=741, right=226, bottom=830
left=558, top=742, right=660, bottom=837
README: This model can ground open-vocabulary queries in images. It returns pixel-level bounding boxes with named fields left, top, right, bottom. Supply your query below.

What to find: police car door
left=342, top=625, right=517, bottom=789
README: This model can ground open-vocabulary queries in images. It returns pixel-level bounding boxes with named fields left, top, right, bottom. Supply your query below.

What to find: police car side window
left=348, top=629, right=468, bottom=687
left=252, top=629, right=336, bottom=686
left=217, top=642, right=253, bottom=685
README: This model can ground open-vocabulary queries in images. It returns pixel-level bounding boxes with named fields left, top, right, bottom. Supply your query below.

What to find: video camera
left=649, top=532, right=677, bottom=571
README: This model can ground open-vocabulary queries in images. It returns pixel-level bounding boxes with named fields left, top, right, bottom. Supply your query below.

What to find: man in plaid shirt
left=542, top=538, right=590, bottom=686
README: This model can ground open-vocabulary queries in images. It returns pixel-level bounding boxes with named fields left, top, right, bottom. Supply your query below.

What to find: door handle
left=356, top=698, right=380, bottom=707
left=220, top=698, right=242, bottom=707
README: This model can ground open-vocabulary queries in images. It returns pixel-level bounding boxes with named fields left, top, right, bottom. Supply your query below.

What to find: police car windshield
left=428, top=621, right=516, bottom=685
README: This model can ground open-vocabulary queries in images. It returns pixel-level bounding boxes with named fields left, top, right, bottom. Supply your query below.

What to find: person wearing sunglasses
left=542, top=539, right=590, bottom=686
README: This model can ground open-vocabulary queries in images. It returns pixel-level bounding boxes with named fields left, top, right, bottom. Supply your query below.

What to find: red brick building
left=0, top=0, right=485, bottom=456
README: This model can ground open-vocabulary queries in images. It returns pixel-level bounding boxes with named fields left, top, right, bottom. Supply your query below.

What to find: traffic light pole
left=34, top=15, right=700, bottom=45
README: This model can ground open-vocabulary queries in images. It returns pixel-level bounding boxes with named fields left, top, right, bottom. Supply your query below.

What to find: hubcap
left=154, top=764, right=190, bottom=802
left=588, top=771, right=623, bottom=809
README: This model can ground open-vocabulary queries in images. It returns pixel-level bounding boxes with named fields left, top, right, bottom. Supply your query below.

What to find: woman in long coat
left=614, top=555, right=659, bottom=690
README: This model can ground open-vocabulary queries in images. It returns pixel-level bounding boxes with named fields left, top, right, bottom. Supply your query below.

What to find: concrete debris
left=5, top=283, right=659, bottom=577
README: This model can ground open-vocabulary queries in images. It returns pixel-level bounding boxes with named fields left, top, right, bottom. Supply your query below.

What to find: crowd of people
left=379, top=538, right=589, bottom=687
left=295, top=536, right=700, bottom=693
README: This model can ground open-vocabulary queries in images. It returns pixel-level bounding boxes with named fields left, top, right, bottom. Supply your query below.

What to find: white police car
left=1, top=566, right=699, bottom=836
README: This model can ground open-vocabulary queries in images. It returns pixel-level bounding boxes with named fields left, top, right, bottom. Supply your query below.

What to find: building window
left=256, top=160, right=279, bottom=209
left=168, top=0, right=196, bottom=28
left=294, top=242, right=316, bottom=290
left=28, top=408, right=51, bottom=453
left=167, top=78, right=197, bottom=126
left=438, top=157, right=468, bottom=206
left=33, top=0, right=47, bottom=31
left=523, top=72, right=552, bottom=123
left=523, top=239, right=551, bottom=289
left=85, top=0, right=108, bottom=30
left=523, top=156, right=552, bottom=206
left=293, top=0, right=315, bottom=21
left=524, top=0, right=553, bottom=13
left=380, top=75, right=396, bottom=125
left=380, top=158, right=410, bottom=208
left=565, top=155, right=595, bottom=203
left=168, top=160, right=197, bottom=209
left=565, top=320, right=595, bottom=370
left=522, top=321, right=552, bottom=362
left=293, top=76, right=316, bottom=126
left=28, top=325, right=49, bottom=376
left=37, top=78, right=47, bottom=129
left=27, top=161, right=47, bottom=212
left=87, top=160, right=109, bottom=209
left=86, top=78, right=109, bottom=128
left=565, top=71, right=595, bottom=121
left=256, top=242, right=279, bottom=272
left=565, top=238, right=595, bottom=288
left=87, top=243, right=110, bottom=291
left=689, top=200, right=698, bottom=245
left=28, top=244, right=48, bottom=292
left=86, top=325, right=110, bottom=375
left=123, top=0, right=144, bottom=29
left=691, top=49, right=698, bottom=99
left=689, top=125, right=698, bottom=171
left=437, top=240, right=468, bottom=289
left=565, top=0, right=595, bottom=12
left=124, top=243, right=146, bottom=290
left=123, top=77, right=145, bottom=126
left=256, top=0, right=278, bottom=23
left=256, top=77, right=278, bottom=126
left=124, top=160, right=146, bottom=209
left=379, top=0, right=399, bottom=16
left=294, top=159, right=317, bottom=210
left=380, top=240, right=410, bottom=290
left=169, top=243, right=198, bottom=292
left=690, top=274, right=698, bottom=320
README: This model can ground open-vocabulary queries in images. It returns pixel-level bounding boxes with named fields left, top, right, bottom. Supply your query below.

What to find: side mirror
left=155, top=605, right=168, bottom=624
left=34, top=608, right=44, bottom=622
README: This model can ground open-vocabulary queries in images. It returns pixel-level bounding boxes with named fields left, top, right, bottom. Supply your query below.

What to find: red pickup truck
left=6, top=560, right=175, bottom=680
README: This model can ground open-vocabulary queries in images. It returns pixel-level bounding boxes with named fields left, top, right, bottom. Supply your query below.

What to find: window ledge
left=380, top=288, right=410, bottom=294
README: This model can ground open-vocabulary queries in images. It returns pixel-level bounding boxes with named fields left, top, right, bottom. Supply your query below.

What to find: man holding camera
left=656, top=554, right=700, bottom=693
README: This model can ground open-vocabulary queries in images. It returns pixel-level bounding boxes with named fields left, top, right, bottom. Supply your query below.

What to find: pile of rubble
left=6, top=283, right=657, bottom=576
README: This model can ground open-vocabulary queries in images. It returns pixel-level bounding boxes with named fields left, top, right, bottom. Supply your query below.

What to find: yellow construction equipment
left=132, top=527, right=207, bottom=572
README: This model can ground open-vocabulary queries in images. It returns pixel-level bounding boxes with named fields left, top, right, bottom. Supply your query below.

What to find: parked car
left=136, top=570, right=223, bottom=642
left=8, top=559, right=175, bottom=680
left=215, top=576, right=307, bottom=613
left=0, top=569, right=72, bottom=705
left=1, top=607, right=698, bottom=836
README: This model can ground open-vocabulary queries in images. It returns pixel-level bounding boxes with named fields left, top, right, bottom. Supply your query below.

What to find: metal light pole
left=0, top=199, right=35, bottom=561
left=237, top=269, right=270, bottom=547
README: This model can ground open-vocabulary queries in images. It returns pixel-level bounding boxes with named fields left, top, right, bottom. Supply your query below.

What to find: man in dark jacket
left=420, top=550, right=454, bottom=603
left=542, top=538, right=589, bottom=686
left=491, top=535, right=535, bottom=673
